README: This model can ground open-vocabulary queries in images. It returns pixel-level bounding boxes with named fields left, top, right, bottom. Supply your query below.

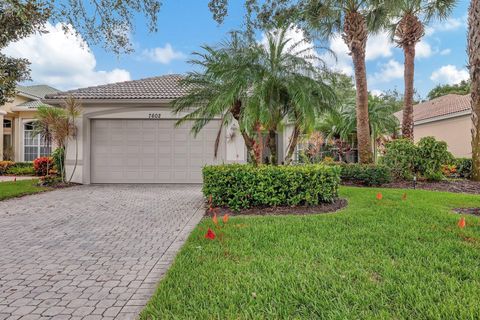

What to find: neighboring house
left=44, top=74, right=294, bottom=184
left=0, top=85, right=59, bottom=162
left=394, top=94, right=472, bottom=158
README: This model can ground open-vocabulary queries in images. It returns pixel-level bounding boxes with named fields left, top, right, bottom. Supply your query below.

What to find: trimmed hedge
left=337, top=163, right=392, bottom=186
left=203, top=164, right=341, bottom=211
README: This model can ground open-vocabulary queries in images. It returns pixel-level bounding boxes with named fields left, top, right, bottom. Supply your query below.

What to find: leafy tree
left=388, top=0, right=457, bottom=141
left=174, top=28, right=335, bottom=165
left=427, top=80, right=471, bottom=100
left=469, top=0, right=480, bottom=180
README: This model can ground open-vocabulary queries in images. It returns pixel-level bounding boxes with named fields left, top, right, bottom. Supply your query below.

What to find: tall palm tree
left=303, top=0, right=388, bottom=164
left=389, top=0, right=457, bottom=141
left=63, top=96, right=82, bottom=183
left=469, top=0, right=480, bottom=180
left=174, top=27, right=335, bottom=165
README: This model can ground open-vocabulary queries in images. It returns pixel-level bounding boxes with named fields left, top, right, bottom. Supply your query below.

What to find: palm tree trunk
left=267, top=129, right=277, bottom=165
left=402, top=43, right=416, bottom=140
left=469, top=0, right=480, bottom=180
left=285, top=124, right=301, bottom=164
left=344, top=11, right=373, bottom=164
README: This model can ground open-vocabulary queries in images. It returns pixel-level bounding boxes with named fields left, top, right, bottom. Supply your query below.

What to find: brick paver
left=0, top=185, right=204, bottom=319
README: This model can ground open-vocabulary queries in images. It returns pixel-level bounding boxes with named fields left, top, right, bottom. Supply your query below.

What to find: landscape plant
left=416, top=136, right=454, bottom=181
left=381, top=139, right=418, bottom=179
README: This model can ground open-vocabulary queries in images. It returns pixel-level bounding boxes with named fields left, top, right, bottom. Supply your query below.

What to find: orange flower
left=458, top=217, right=466, bottom=229
left=223, top=214, right=229, bottom=224
left=376, top=192, right=383, bottom=200
left=212, top=213, right=218, bottom=225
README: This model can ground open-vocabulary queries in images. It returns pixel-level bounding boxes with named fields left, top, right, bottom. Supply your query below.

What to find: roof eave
left=42, top=98, right=177, bottom=106
left=414, top=109, right=471, bottom=125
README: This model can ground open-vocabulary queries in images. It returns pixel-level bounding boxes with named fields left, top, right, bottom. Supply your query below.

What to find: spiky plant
left=62, top=96, right=82, bottom=182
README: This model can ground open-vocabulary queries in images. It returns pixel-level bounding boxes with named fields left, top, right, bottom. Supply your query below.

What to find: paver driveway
left=0, top=185, right=204, bottom=320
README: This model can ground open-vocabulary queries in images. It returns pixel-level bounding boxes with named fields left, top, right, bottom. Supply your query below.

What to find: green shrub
left=7, top=166, right=35, bottom=176
left=416, top=137, right=454, bottom=181
left=381, top=139, right=418, bottom=180
left=0, top=161, right=15, bottom=175
left=338, top=163, right=392, bottom=186
left=454, top=158, right=472, bottom=179
left=203, top=164, right=341, bottom=211
left=52, top=147, right=65, bottom=175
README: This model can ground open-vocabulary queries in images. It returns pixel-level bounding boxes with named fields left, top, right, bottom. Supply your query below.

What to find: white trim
left=414, top=110, right=471, bottom=126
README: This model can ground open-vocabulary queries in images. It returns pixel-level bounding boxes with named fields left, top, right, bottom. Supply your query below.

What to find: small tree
left=63, top=96, right=82, bottom=182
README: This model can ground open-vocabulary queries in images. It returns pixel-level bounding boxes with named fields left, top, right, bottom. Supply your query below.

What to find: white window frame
left=23, top=120, right=51, bottom=162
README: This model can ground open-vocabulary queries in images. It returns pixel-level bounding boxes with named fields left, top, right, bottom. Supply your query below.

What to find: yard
left=0, top=179, right=48, bottom=201
left=141, top=187, right=480, bottom=319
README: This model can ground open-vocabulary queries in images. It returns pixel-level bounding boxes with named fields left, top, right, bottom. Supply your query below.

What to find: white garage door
left=91, top=119, right=223, bottom=183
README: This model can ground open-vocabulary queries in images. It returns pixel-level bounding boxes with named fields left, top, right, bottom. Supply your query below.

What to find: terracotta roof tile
left=44, top=74, right=193, bottom=100
left=395, top=94, right=471, bottom=123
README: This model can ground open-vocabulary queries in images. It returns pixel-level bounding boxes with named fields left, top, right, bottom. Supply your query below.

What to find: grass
left=0, top=179, right=49, bottom=201
left=141, top=187, right=480, bottom=319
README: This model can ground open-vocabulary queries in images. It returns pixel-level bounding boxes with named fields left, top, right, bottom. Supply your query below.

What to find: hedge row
left=336, top=163, right=392, bottom=186
left=203, top=164, right=341, bottom=211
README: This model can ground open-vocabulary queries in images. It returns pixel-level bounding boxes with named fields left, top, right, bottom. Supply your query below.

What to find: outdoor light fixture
left=413, top=174, right=417, bottom=189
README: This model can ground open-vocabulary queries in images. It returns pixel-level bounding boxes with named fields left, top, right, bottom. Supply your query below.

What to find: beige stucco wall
left=0, top=96, right=30, bottom=114
left=414, top=114, right=472, bottom=158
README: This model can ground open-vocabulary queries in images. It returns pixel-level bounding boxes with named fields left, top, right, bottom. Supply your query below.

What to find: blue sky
left=4, top=0, right=470, bottom=99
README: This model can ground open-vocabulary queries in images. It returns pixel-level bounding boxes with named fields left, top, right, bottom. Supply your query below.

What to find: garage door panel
left=91, top=119, right=223, bottom=183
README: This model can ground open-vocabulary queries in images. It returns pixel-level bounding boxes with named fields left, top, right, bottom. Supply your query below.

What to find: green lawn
left=0, top=179, right=48, bottom=201
left=141, top=187, right=480, bottom=319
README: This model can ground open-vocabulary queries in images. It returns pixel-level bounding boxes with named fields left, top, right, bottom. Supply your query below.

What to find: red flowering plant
left=33, top=157, right=54, bottom=176
left=204, top=195, right=229, bottom=240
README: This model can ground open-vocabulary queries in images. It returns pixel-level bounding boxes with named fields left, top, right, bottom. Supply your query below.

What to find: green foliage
left=0, top=161, right=15, bottom=175
left=454, top=158, right=472, bottom=179
left=416, top=137, right=454, bottom=181
left=381, top=139, right=418, bottom=180
left=337, top=163, right=392, bottom=186
left=6, top=165, right=35, bottom=176
left=427, top=80, right=470, bottom=100
left=52, top=147, right=65, bottom=176
left=203, top=164, right=341, bottom=211
left=0, top=179, right=47, bottom=201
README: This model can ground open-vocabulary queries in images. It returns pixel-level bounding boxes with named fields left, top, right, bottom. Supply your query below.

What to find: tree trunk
left=343, top=11, right=373, bottom=164
left=284, top=124, right=301, bottom=164
left=267, top=129, right=277, bottom=165
left=469, top=0, right=480, bottom=180
left=402, top=43, right=415, bottom=140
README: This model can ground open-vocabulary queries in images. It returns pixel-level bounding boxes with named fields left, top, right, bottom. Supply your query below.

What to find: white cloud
left=319, top=35, right=353, bottom=76
left=142, top=43, right=186, bottom=64
left=3, top=22, right=131, bottom=90
left=366, top=31, right=394, bottom=61
left=416, top=41, right=433, bottom=58
left=440, top=48, right=452, bottom=56
left=430, top=65, right=469, bottom=84
left=370, top=59, right=404, bottom=84
left=370, top=89, right=385, bottom=97
left=433, top=17, right=464, bottom=32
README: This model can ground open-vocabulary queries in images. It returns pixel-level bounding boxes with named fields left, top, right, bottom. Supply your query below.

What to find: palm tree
left=469, top=0, right=480, bottom=180
left=174, top=28, right=335, bottom=165
left=317, top=94, right=399, bottom=162
left=389, top=0, right=457, bottom=141
left=303, top=0, right=387, bottom=164
left=62, top=96, right=82, bottom=183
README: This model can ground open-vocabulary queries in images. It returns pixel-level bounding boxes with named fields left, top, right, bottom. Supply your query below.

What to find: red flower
left=223, top=214, right=229, bottom=224
left=376, top=192, right=383, bottom=200
left=458, top=217, right=466, bottom=229
left=205, top=228, right=216, bottom=240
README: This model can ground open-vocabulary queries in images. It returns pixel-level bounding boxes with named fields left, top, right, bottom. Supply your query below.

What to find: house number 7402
left=148, top=113, right=161, bottom=119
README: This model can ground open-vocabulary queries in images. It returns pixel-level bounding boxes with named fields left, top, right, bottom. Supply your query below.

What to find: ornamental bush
left=203, top=164, right=341, bottom=211
left=337, top=163, right=392, bottom=186
left=454, top=158, right=472, bottom=179
left=0, top=161, right=15, bottom=175
left=381, top=139, right=418, bottom=180
left=33, top=157, right=54, bottom=176
left=416, top=137, right=454, bottom=181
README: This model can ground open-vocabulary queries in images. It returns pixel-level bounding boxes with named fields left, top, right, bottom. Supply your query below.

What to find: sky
left=3, top=0, right=471, bottom=99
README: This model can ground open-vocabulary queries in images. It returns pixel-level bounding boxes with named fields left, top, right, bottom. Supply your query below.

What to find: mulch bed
left=205, top=198, right=348, bottom=216
left=344, top=179, right=480, bottom=195
left=453, top=208, right=480, bottom=216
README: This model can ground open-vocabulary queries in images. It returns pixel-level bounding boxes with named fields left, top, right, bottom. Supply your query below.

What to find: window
left=3, top=119, right=11, bottom=128
left=24, top=122, right=51, bottom=161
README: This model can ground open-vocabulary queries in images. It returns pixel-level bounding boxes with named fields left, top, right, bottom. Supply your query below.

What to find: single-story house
left=44, top=74, right=294, bottom=184
left=394, top=94, right=472, bottom=157
left=0, top=85, right=59, bottom=162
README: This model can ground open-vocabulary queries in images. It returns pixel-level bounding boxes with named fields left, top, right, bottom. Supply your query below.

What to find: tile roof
left=14, top=100, right=52, bottom=109
left=44, top=74, right=193, bottom=101
left=17, top=85, right=59, bottom=99
left=394, top=94, right=471, bottom=123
